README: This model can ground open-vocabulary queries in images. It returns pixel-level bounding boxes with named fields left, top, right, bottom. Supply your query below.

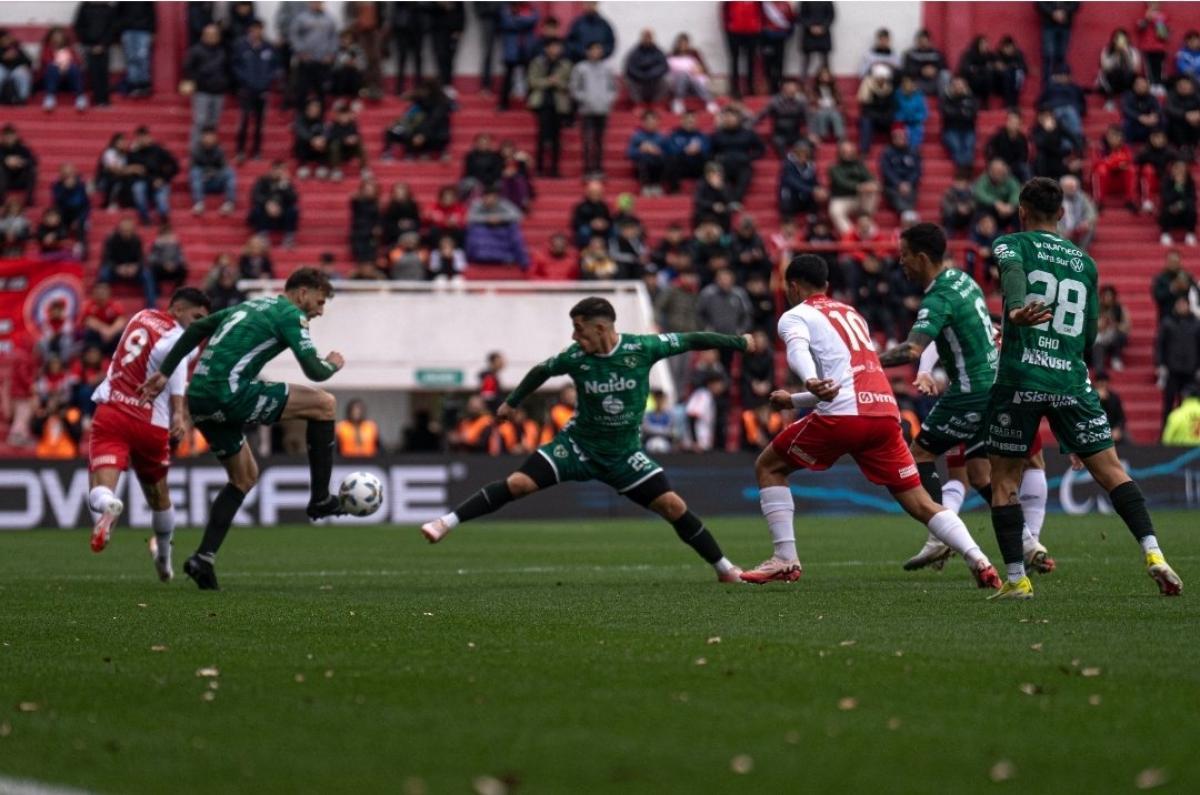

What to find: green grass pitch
left=0, top=512, right=1197, bottom=794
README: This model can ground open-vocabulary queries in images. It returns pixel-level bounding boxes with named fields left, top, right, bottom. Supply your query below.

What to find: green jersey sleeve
left=910, top=292, right=950, bottom=341
left=157, top=307, right=230, bottom=377
left=276, top=310, right=338, bottom=382
left=646, top=331, right=747, bottom=362
left=505, top=346, right=575, bottom=406
left=993, top=235, right=1028, bottom=312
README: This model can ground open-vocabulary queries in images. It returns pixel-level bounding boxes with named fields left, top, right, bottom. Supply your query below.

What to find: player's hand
left=806, top=377, right=840, bottom=401
left=326, top=351, right=345, bottom=371
left=741, top=333, right=757, bottom=354
left=1068, top=453, right=1085, bottom=471
left=769, top=389, right=794, bottom=410
left=1008, top=301, right=1053, bottom=327
left=496, top=403, right=514, bottom=420
left=139, top=373, right=168, bottom=402
left=169, top=414, right=189, bottom=444
left=913, top=372, right=940, bottom=396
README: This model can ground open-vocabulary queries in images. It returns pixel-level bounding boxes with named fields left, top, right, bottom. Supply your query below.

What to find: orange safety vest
left=493, top=419, right=541, bottom=455
left=336, top=419, right=380, bottom=457
left=456, top=415, right=495, bottom=452
left=741, top=409, right=784, bottom=448
left=540, top=403, right=575, bottom=444
left=177, top=427, right=210, bottom=458
left=900, top=408, right=922, bottom=444
left=36, top=409, right=79, bottom=459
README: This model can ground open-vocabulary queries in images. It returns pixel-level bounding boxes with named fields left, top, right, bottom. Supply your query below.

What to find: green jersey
left=909, top=267, right=997, bottom=395
left=160, top=295, right=337, bottom=402
left=993, top=231, right=1098, bottom=393
left=506, top=332, right=746, bottom=456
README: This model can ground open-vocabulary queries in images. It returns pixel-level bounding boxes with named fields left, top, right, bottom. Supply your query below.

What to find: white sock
left=713, top=557, right=736, bottom=574
left=1019, top=468, right=1048, bottom=542
left=1021, top=526, right=1036, bottom=549
left=759, top=485, right=797, bottom=561
left=88, top=486, right=117, bottom=514
left=1140, top=535, right=1161, bottom=555
left=152, top=509, right=174, bottom=562
left=941, top=479, right=966, bottom=515
left=926, top=510, right=986, bottom=568
left=440, top=513, right=460, bottom=529
left=1006, top=562, right=1027, bottom=582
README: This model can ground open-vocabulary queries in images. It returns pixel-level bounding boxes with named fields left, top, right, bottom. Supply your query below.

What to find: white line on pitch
left=0, top=774, right=98, bottom=795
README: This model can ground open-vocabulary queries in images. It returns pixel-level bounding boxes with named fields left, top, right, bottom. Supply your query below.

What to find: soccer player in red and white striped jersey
left=741, top=255, right=1001, bottom=588
left=87, top=287, right=211, bottom=581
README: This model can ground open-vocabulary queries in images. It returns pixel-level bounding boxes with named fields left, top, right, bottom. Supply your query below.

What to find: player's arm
left=995, top=240, right=1053, bottom=326
left=502, top=352, right=570, bottom=413
left=878, top=330, right=934, bottom=367
left=167, top=359, right=189, bottom=442
left=651, top=331, right=753, bottom=360
left=913, top=340, right=942, bottom=396
left=280, top=316, right=343, bottom=382
left=139, top=309, right=227, bottom=400
left=778, top=314, right=838, bottom=405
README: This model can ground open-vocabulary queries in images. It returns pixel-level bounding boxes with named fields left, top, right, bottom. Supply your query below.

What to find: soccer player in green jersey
left=986, top=177, right=1182, bottom=599
left=421, top=297, right=754, bottom=582
left=879, top=223, right=1054, bottom=574
left=140, top=268, right=345, bottom=590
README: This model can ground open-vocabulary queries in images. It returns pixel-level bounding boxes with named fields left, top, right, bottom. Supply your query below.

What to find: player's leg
left=741, top=442, right=804, bottom=583
left=890, top=485, right=1001, bottom=589
left=621, top=472, right=740, bottom=582
left=86, top=405, right=131, bottom=552
left=941, top=444, right=969, bottom=515
left=903, top=440, right=956, bottom=571
left=1019, top=447, right=1055, bottom=574
left=138, top=476, right=176, bottom=582
left=184, top=443, right=259, bottom=591
left=421, top=452, right=556, bottom=543
left=87, top=467, right=124, bottom=553
left=279, top=383, right=341, bottom=519
left=985, top=386, right=1040, bottom=599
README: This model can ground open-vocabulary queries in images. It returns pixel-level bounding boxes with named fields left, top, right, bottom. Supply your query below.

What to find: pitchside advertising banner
left=2, top=448, right=1199, bottom=531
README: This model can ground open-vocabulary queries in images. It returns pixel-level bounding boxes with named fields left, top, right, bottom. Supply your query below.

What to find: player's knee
left=652, top=491, right=687, bottom=521
left=316, top=390, right=337, bottom=420
left=506, top=472, right=538, bottom=497
left=754, top=448, right=787, bottom=484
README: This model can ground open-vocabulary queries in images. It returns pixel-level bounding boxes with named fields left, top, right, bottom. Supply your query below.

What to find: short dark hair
left=785, top=254, right=828, bottom=288
left=169, top=286, right=212, bottom=311
left=570, top=297, right=616, bottom=323
left=285, top=267, right=335, bottom=296
left=900, top=222, right=947, bottom=263
left=1019, top=177, right=1063, bottom=223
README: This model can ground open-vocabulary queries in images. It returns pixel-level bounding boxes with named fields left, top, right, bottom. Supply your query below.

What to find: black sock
left=1109, top=480, right=1155, bottom=542
left=671, top=511, right=724, bottom=564
left=454, top=480, right=515, bottom=523
left=917, top=461, right=942, bottom=503
left=306, top=420, right=335, bottom=502
left=197, top=484, right=246, bottom=559
left=990, top=504, right=1025, bottom=566
left=974, top=483, right=993, bottom=505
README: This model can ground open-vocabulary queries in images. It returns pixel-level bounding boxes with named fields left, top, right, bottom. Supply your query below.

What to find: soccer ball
left=339, top=472, right=383, bottom=517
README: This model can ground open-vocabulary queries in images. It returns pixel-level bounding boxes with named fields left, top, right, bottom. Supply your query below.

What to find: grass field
left=0, top=511, right=1197, bottom=794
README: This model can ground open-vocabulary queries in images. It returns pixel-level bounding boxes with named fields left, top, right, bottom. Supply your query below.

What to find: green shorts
left=916, top=390, right=991, bottom=458
left=537, top=430, right=663, bottom=493
left=986, top=383, right=1114, bottom=458
left=188, top=381, right=290, bottom=459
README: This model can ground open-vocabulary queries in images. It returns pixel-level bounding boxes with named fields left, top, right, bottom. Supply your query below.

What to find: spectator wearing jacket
left=754, top=77, right=810, bottom=156
left=1136, top=2, right=1170, bottom=90
left=827, top=140, right=880, bottom=234
left=973, top=158, right=1020, bottom=230
left=1037, top=2, right=1079, bottom=85
left=1122, top=75, right=1163, bottom=145
left=698, top=268, right=752, bottom=346
left=957, top=36, right=999, bottom=106
left=879, top=127, right=922, bottom=222
left=1097, top=28, right=1142, bottom=106
left=571, top=179, right=612, bottom=247
left=1092, top=126, right=1138, bottom=211
left=666, top=34, right=718, bottom=115
left=893, top=74, right=928, bottom=146
left=571, top=42, right=618, bottom=177
left=760, top=1, right=796, bottom=95
left=710, top=108, right=766, bottom=205
left=459, top=133, right=504, bottom=196
left=1165, top=76, right=1200, bottom=154
left=779, top=140, right=826, bottom=218
left=624, top=29, right=668, bottom=106
left=723, top=1, right=763, bottom=98
left=797, top=2, right=834, bottom=78
left=902, top=29, right=948, bottom=96
left=566, top=2, right=616, bottom=62
left=627, top=111, right=672, bottom=196
left=939, top=76, right=979, bottom=170
left=693, top=164, right=734, bottom=232
left=1136, top=128, right=1178, bottom=212
left=388, top=1, right=426, bottom=96
left=1159, top=159, right=1197, bottom=246
left=233, top=20, right=278, bottom=161
left=348, top=179, right=381, bottom=265
left=424, top=185, right=467, bottom=247
left=73, top=2, right=119, bottom=106
left=1176, top=30, right=1200, bottom=84
left=147, top=224, right=188, bottom=291
left=52, top=164, right=90, bottom=242
left=384, top=78, right=453, bottom=161
left=183, top=25, right=230, bottom=150
left=328, top=103, right=369, bottom=180
left=248, top=160, right=300, bottom=246
left=426, top=2, right=466, bottom=88
left=1156, top=295, right=1200, bottom=427
left=190, top=127, right=237, bottom=215
left=466, top=188, right=529, bottom=268
left=39, top=27, right=86, bottom=112
left=0, top=29, right=33, bottom=105
left=498, top=2, right=540, bottom=111
left=994, top=35, right=1028, bottom=109
left=1037, top=65, right=1086, bottom=146
left=857, top=65, right=895, bottom=153
left=293, top=99, right=330, bottom=178
left=985, top=110, right=1032, bottom=182
left=859, top=27, right=901, bottom=78
left=329, top=29, right=366, bottom=100
left=666, top=111, right=710, bottom=192
left=290, top=1, right=337, bottom=108
left=100, top=218, right=155, bottom=306
left=1031, top=108, right=1080, bottom=180
left=128, top=126, right=179, bottom=226
left=809, top=66, right=845, bottom=141
left=117, top=2, right=155, bottom=96
left=0, top=124, right=37, bottom=206
left=1058, top=174, right=1098, bottom=250
left=527, top=37, right=572, bottom=177
left=940, top=170, right=975, bottom=233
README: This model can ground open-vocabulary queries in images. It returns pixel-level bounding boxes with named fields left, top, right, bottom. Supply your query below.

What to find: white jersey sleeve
left=779, top=303, right=860, bottom=416
left=147, top=326, right=185, bottom=428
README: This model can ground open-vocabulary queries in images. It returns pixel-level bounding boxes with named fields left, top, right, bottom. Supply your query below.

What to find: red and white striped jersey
left=92, top=309, right=187, bottom=429
left=777, top=293, right=899, bottom=419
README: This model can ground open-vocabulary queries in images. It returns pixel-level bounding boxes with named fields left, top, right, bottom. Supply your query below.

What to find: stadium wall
left=3, top=447, right=1198, bottom=530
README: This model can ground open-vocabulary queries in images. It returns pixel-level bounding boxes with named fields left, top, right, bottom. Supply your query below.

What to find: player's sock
left=1108, top=481, right=1158, bottom=549
left=927, top=510, right=986, bottom=567
left=451, top=480, right=514, bottom=524
left=713, top=557, right=737, bottom=575
left=88, top=486, right=117, bottom=514
left=990, top=504, right=1026, bottom=582
left=1019, top=468, right=1048, bottom=542
left=759, top=485, right=797, bottom=561
left=196, top=484, right=246, bottom=560
left=151, top=509, right=174, bottom=562
left=306, top=420, right=336, bottom=502
left=941, top=480, right=966, bottom=514
left=670, top=511, right=724, bottom=564
left=916, top=461, right=942, bottom=503
left=974, top=483, right=993, bottom=505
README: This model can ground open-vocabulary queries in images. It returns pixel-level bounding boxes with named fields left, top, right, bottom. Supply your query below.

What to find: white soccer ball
left=339, top=472, right=383, bottom=517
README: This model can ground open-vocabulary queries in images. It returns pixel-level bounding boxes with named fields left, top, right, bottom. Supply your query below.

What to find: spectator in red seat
left=424, top=185, right=467, bottom=246
left=1097, top=28, right=1142, bottom=110
left=1058, top=174, right=1098, bottom=251
left=1122, top=76, right=1162, bottom=145
left=183, top=24, right=229, bottom=150
left=0, top=29, right=34, bottom=105
left=807, top=66, right=844, bottom=142
left=994, top=35, right=1028, bottom=110
left=848, top=250, right=902, bottom=345
left=570, top=179, right=611, bottom=246
left=247, top=160, right=299, bottom=248
left=1155, top=295, right=1200, bottom=427
left=1031, top=108, right=1081, bottom=180
left=387, top=1, right=425, bottom=97
left=0, top=197, right=30, bottom=257
left=1037, top=2, right=1079, bottom=85
left=232, top=18, right=279, bottom=162
left=294, top=99, right=330, bottom=179
left=289, top=1, right=337, bottom=107
left=73, top=2, right=118, bottom=107
left=627, top=110, right=671, bottom=197
left=760, top=2, right=795, bottom=94
left=0, top=124, right=37, bottom=206
left=531, top=232, right=578, bottom=280
left=1091, top=125, right=1138, bottom=212
left=1093, top=285, right=1131, bottom=371
left=902, top=28, right=948, bottom=97
left=497, top=2, right=540, bottom=111
left=938, top=76, right=979, bottom=171
left=722, top=1, right=762, bottom=98
left=879, top=126, right=922, bottom=224
left=329, top=29, right=366, bottom=102
left=940, top=168, right=976, bottom=235
left=499, top=155, right=534, bottom=214
left=189, top=127, right=237, bottom=216
left=1136, top=2, right=1170, bottom=92
left=693, top=163, right=733, bottom=232
left=710, top=107, right=765, bottom=205
left=565, top=1, right=615, bottom=63
left=731, top=215, right=771, bottom=284
left=964, top=212, right=999, bottom=284
left=327, top=102, right=369, bottom=181
left=1151, top=248, right=1194, bottom=320
left=858, top=27, right=900, bottom=77
left=856, top=64, right=895, bottom=154
left=381, top=182, right=421, bottom=247
left=35, top=208, right=73, bottom=258
left=237, top=233, right=274, bottom=279
left=387, top=231, right=427, bottom=280
left=79, top=282, right=127, bottom=356
left=624, top=29, right=668, bottom=108
left=755, top=77, right=810, bottom=156
left=349, top=179, right=381, bottom=266
left=972, top=158, right=1020, bottom=231
left=778, top=140, right=826, bottom=220
left=459, top=133, right=504, bottom=197
left=52, top=163, right=90, bottom=244
left=1037, top=64, right=1086, bottom=146
left=1159, top=159, right=1197, bottom=246
left=39, top=27, right=87, bottom=112
left=205, top=255, right=247, bottom=310
left=100, top=218, right=155, bottom=306
left=429, top=235, right=468, bottom=282
left=840, top=213, right=888, bottom=266
left=664, top=111, right=710, bottom=193
left=1164, top=76, right=1200, bottom=156
left=985, top=110, right=1032, bottom=182
left=1136, top=129, right=1178, bottom=213
left=128, top=126, right=180, bottom=226
left=426, top=2, right=465, bottom=88
left=466, top=187, right=528, bottom=268
left=651, top=222, right=689, bottom=274
left=893, top=74, right=927, bottom=147
left=527, top=37, right=572, bottom=177
left=570, top=41, right=618, bottom=178
left=382, top=78, right=453, bottom=161
left=827, top=139, right=879, bottom=235
left=956, top=35, right=1000, bottom=107
left=609, top=218, right=649, bottom=278
left=579, top=234, right=619, bottom=279
left=147, top=223, right=188, bottom=291
left=797, top=2, right=834, bottom=78
left=688, top=218, right=732, bottom=282
left=665, top=33, right=718, bottom=115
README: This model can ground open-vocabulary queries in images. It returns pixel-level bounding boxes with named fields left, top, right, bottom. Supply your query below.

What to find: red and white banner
left=0, top=259, right=85, bottom=355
